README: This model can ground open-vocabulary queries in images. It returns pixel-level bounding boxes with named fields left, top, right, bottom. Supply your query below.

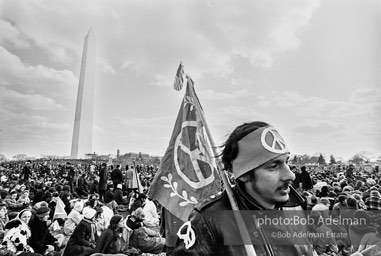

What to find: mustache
left=277, top=181, right=293, bottom=191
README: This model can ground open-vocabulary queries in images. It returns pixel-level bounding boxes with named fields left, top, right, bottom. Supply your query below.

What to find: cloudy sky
left=0, top=0, right=380, bottom=161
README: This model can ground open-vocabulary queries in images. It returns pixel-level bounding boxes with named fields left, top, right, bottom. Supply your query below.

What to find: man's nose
left=282, top=164, right=295, bottom=181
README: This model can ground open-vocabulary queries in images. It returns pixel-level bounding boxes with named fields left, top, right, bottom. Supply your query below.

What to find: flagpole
left=186, top=76, right=257, bottom=256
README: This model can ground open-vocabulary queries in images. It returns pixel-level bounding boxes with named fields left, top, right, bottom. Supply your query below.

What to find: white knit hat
left=73, top=200, right=84, bottom=212
left=82, top=207, right=96, bottom=220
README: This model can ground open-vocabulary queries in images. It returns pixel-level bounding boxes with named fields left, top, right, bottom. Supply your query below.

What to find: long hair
left=108, top=214, right=123, bottom=232
left=104, top=190, right=114, bottom=203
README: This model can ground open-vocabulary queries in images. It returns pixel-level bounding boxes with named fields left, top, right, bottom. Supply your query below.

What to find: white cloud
left=1, top=0, right=321, bottom=87
left=0, top=19, right=30, bottom=48
left=0, top=87, right=64, bottom=111
left=349, top=86, right=381, bottom=104
left=0, top=46, right=77, bottom=98
left=0, top=0, right=379, bottom=160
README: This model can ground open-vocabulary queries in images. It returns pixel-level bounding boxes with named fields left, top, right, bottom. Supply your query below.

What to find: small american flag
left=173, top=62, right=184, bottom=91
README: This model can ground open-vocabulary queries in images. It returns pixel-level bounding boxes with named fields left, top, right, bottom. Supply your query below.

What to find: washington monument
left=71, top=29, right=96, bottom=159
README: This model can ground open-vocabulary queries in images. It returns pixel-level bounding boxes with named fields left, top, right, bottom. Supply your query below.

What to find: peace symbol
left=173, top=120, right=216, bottom=189
left=260, top=126, right=288, bottom=154
left=177, top=221, right=196, bottom=249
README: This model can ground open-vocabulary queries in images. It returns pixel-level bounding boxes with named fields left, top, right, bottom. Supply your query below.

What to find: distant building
left=118, top=152, right=161, bottom=165
left=119, top=152, right=148, bottom=162
left=85, top=153, right=110, bottom=161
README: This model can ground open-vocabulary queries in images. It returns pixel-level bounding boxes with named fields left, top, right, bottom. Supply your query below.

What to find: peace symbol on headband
left=260, top=126, right=288, bottom=154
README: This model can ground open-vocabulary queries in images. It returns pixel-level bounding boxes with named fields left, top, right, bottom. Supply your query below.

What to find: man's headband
left=232, top=126, right=289, bottom=178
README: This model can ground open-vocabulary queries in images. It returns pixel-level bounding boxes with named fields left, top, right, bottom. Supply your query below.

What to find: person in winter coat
left=2, top=209, right=39, bottom=256
left=125, top=166, right=135, bottom=194
left=97, top=163, right=108, bottom=202
left=300, top=166, right=313, bottom=190
left=28, top=206, right=58, bottom=256
left=64, top=200, right=84, bottom=236
left=129, top=208, right=165, bottom=254
left=62, top=207, right=98, bottom=256
left=110, top=165, right=123, bottom=191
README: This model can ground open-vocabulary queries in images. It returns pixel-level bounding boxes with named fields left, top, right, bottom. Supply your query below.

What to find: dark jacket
left=94, top=228, right=122, bottom=254
left=98, top=168, right=108, bottom=191
left=21, top=166, right=31, bottom=180
left=126, top=216, right=143, bottom=230
left=60, top=193, right=72, bottom=214
left=111, top=168, right=123, bottom=185
left=29, top=216, right=58, bottom=254
left=174, top=183, right=314, bottom=256
left=63, top=219, right=95, bottom=256
left=33, top=189, right=45, bottom=204
left=112, top=188, right=124, bottom=205
left=300, top=170, right=313, bottom=190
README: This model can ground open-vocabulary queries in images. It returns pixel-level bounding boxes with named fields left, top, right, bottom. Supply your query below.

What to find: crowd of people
left=291, top=163, right=381, bottom=255
left=0, top=161, right=165, bottom=256
left=0, top=152, right=380, bottom=256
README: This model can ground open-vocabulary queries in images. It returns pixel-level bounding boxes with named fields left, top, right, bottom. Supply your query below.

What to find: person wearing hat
left=29, top=205, right=58, bottom=256
left=63, top=207, right=97, bottom=256
left=365, top=190, right=381, bottom=210
left=174, top=121, right=313, bottom=255
left=64, top=200, right=84, bottom=236
left=2, top=209, right=35, bottom=255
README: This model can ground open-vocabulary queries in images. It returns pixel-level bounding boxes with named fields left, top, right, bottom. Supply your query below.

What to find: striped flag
left=173, top=62, right=184, bottom=91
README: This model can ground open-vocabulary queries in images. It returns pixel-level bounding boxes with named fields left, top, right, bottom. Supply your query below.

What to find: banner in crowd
left=53, top=196, right=68, bottom=219
left=148, top=76, right=221, bottom=222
